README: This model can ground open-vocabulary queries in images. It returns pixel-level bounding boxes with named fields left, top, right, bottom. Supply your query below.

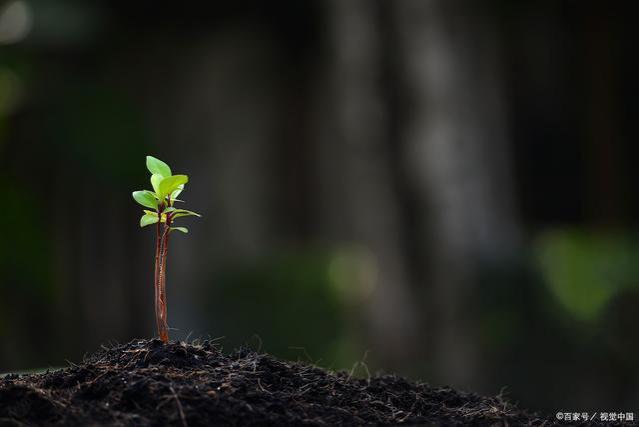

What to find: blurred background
left=1, top=0, right=638, bottom=414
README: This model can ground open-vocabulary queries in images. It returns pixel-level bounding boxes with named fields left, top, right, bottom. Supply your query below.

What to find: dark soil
left=1, top=339, right=551, bottom=426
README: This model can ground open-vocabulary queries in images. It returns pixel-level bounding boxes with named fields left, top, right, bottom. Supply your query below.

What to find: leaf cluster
left=132, top=156, right=201, bottom=233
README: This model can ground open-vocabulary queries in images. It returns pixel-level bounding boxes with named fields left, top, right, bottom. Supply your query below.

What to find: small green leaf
left=159, top=175, right=188, bottom=198
left=144, top=210, right=167, bottom=223
left=132, top=191, right=158, bottom=209
left=146, top=156, right=172, bottom=177
left=171, top=208, right=202, bottom=219
left=150, top=174, right=163, bottom=194
left=171, top=184, right=185, bottom=199
left=170, top=227, right=189, bottom=234
left=140, top=213, right=159, bottom=227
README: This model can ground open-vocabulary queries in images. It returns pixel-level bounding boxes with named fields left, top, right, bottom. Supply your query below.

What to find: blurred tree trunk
left=582, top=11, right=624, bottom=225
left=394, top=0, right=521, bottom=386
left=313, top=0, right=420, bottom=368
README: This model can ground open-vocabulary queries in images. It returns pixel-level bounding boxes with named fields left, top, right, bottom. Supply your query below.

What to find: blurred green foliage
left=204, top=249, right=367, bottom=369
left=536, top=229, right=639, bottom=321
left=47, top=85, right=148, bottom=185
left=0, top=184, right=52, bottom=293
left=0, top=182, right=53, bottom=336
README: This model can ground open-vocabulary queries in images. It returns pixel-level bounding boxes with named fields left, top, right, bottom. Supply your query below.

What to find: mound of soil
left=0, top=339, right=548, bottom=426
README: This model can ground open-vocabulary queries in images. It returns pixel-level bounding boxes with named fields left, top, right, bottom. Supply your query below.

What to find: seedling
left=132, top=156, right=201, bottom=343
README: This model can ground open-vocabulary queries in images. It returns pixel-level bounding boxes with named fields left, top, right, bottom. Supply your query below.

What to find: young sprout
left=132, top=156, right=201, bottom=343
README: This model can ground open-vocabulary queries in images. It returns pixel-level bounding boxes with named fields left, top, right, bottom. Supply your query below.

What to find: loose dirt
left=1, top=339, right=554, bottom=426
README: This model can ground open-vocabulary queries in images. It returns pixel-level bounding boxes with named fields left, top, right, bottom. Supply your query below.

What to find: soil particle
left=1, top=339, right=555, bottom=425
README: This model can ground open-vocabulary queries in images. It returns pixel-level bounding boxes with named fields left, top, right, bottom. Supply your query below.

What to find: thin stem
left=154, top=211, right=166, bottom=342
left=157, top=212, right=172, bottom=343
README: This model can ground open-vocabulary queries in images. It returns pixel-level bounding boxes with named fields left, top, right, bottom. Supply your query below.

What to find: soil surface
left=1, top=339, right=552, bottom=426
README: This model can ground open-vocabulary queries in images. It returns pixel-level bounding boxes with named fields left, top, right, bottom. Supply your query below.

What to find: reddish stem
left=157, top=212, right=172, bottom=343
left=154, top=211, right=166, bottom=342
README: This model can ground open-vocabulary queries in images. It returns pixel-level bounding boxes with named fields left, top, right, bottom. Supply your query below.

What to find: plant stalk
left=154, top=212, right=168, bottom=342
left=156, top=214, right=172, bottom=343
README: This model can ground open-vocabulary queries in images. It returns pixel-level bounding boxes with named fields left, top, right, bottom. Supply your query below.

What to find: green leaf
left=171, top=184, right=185, bottom=199
left=140, top=213, right=159, bottom=227
left=150, top=174, right=163, bottom=194
left=132, top=191, right=158, bottom=209
left=159, top=175, right=188, bottom=199
left=146, top=156, right=172, bottom=177
left=144, top=210, right=167, bottom=223
left=171, top=208, right=202, bottom=219
left=170, top=227, right=189, bottom=234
